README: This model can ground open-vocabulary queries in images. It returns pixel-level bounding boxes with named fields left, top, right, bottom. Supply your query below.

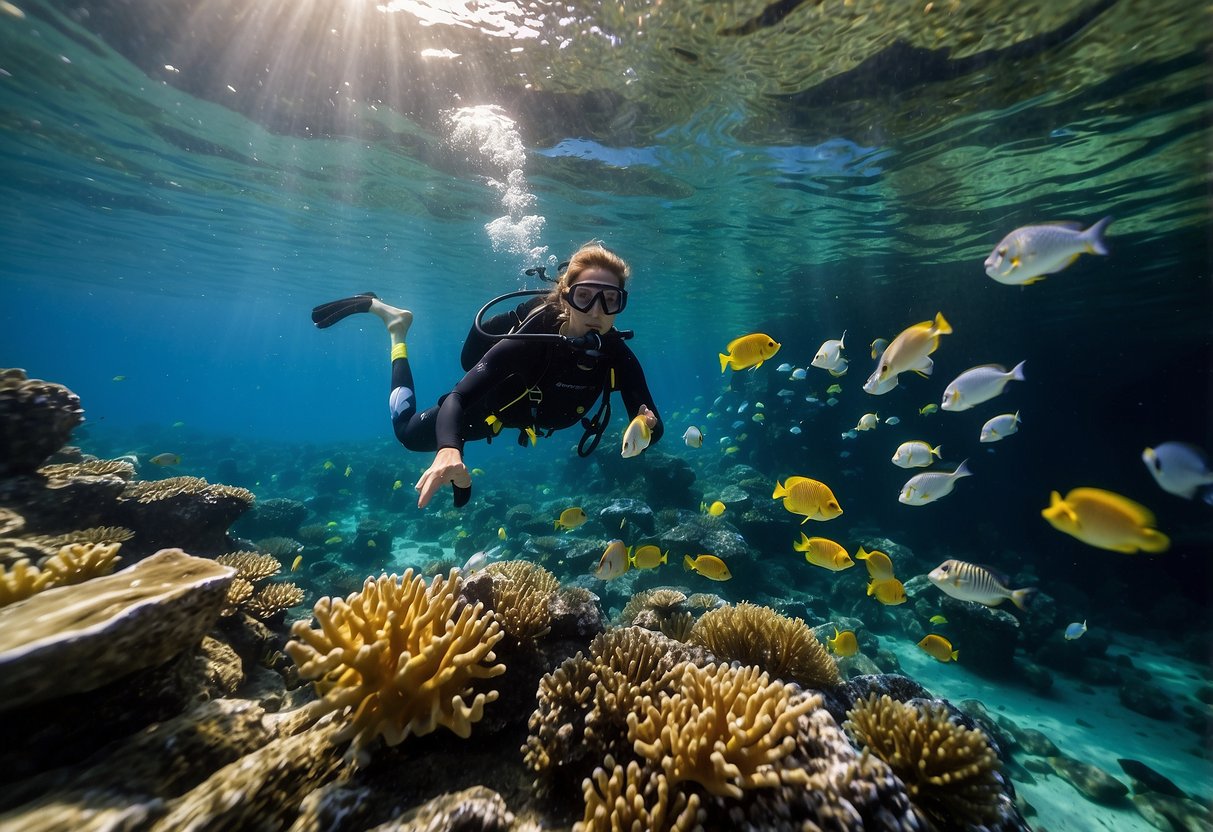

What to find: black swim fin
left=311, top=292, right=378, bottom=329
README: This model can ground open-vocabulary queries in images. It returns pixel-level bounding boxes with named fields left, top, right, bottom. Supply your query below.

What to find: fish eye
left=1152, top=457, right=1162, bottom=472
left=998, top=246, right=1007, bottom=256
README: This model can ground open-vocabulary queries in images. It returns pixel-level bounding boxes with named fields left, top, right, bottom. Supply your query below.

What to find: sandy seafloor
left=886, top=634, right=1211, bottom=832
left=377, top=539, right=1210, bottom=832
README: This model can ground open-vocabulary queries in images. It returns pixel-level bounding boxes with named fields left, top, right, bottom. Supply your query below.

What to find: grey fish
left=927, top=559, right=1036, bottom=610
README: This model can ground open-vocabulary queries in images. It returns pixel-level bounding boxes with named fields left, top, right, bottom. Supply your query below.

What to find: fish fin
left=954, top=459, right=972, bottom=478
left=1011, top=587, right=1038, bottom=611
left=1084, top=215, right=1113, bottom=256
left=1010, top=256, right=1020, bottom=269
left=951, top=650, right=959, bottom=661
left=1010, top=360, right=1026, bottom=381
left=931, top=444, right=942, bottom=458
left=1024, top=275, right=1047, bottom=284
left=719, top=353, right=730, bottom=373
left=933, top=312, right=952, bottom=335
left=771, top=481, right=786, bottom=499
left=683, top=554, right=695, bottom=571
left=855, top=547, right=870, bottom=560
left=1140, top=529, right=1171, bottom=554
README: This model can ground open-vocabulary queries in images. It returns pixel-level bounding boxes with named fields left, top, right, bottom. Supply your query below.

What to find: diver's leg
left=311, top=292, right=378, bottom=328
left=373, top=299, right=429, bottom=449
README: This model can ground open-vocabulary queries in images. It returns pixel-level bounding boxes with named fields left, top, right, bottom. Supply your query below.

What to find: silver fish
left=928, top=559, right=1036, bottom=610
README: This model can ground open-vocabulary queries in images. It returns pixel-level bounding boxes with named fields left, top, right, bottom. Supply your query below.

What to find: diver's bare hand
left=415, top=447, right=471, bottom=509
left=639, top=404, right=658, bottom=429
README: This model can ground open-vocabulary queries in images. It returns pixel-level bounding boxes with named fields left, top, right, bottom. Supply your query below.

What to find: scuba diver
left=311, top=242, right=663, bottom=509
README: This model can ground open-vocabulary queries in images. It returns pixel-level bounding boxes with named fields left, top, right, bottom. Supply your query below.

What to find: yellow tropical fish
left=621, top=413, right=653, bottom=458
left=875, top=312, right=952, bottom=385
left=324, top=536, right=342, bottom=544
left=683, top=554, right=732, bottom=581
left=918, top=403, right=938, bottom=416
left=870, top=338, right=889, bottom=360
left=1041, top=487, right=1169, bottom=554
left=111, top=375, right=126, bottom=382
left=554, top=507, right=588, bottom=531
left=719, top=333, right=781, bottom=372
left=702, top=500, right=726, bottom=517
left=855, top=547, right=895, bottom=581
left=827, top=628, right=859, bottom=657
left=366, top=539, right=377, bottom=548
left=917, top=634, right=958, bottom=662
left=291, top=554, right=303, bottom=572
left=826, top=383, right=843, bottom=394
left=323, top=460, right=336, bottom=470
left=472, top=468, right=486, bottom=476
left=630, top=544, right=668, bottom=569
left=498, top=526, right=507, bottom=541
left=929, top=614, right=948, bottom=625
left=149, top=453, right=181, bottom=466
left=867, top=577, right=906, bottom=605
left=326, top=521, right=338, bottom=527
left=392, top=480, right=403, bottom=490
left=793, top=534, right=854, bottom=571
left=724, top=445, right=741, bottom=455
left=343, top=465, right=353, bottom=477
left=772, top=476, right=843, bottom=523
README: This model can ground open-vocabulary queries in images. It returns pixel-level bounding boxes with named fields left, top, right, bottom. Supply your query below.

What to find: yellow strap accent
left=484, top=414, right=503, bottom=435
left=610, top=368, right=616, bottom=389
left=525, top=426, right=538, bottom=446
left=391, top=342, right=408, bottom=361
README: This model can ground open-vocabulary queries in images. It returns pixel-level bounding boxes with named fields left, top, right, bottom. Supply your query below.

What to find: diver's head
left=548, top=242, right=630, bottom=338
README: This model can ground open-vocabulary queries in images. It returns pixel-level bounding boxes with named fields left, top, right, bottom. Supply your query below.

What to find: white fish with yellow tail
left=854, top=413, right=880, bottom=432
left=811, top=330, right=847, bottom=374
left=984, top=216, right=1113, bottom=285
left=682, top=425, right=704, bottom=448
left=621, top=413, right=652, bottom=458
left=874, top=313, right=952, bottom=386
left=899, top=460, right=971, bottom=505
left=891, top=441, right=941, bottom=469
left=1041, top=487, right=1170, bottom=553
left=594, top=539, right=631, bottom=580
left=980, top=412, right=1021, bottom=443
left=1142, top=442, right=1213, bottom=502
left=927, top=559, right=1036, bottom=610
left=941, top=362, right=1025, bottom=412
left=719, top=333, right=781, bottom=372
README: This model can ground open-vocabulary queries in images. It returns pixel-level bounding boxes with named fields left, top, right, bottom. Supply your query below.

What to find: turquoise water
left=1, top=0, right=1210, bottom=828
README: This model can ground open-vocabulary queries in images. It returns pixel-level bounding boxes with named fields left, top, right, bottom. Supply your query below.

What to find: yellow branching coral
left=216, top=552, right=283, bottom=582
left=245, top=582, right=306, bottom=619
left=620, top=588, right=687, bottom=626
left=844, top=694, right=1005, bottom=826
left=40, top=542, right=122, bottom=587
left=627, top=662, right=817, bottom=799
left=685, top=593, right=723, bottom=611
left=484, top=560, right=559, bottom=640
left=39, top=459, right=135, bottom=480
left=659, top=611, right=695, bottom=642
left=222, top=577, right=254, bottom=615
left=0, top=559, right=53, bottom=607
left=575, top=756, right=703, bottom=832
left=0, top=508, right=25, bottom=536
left=688, top=602, right=840, bottom=690
left=121, top=476, right=255, bottom=506
left=31, top=526, right=135, bottom=547
left=286, top=569, right=505, bottom=759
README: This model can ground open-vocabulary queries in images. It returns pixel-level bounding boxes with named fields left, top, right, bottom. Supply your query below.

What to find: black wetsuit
left=389, top=299, right=663, bottom=454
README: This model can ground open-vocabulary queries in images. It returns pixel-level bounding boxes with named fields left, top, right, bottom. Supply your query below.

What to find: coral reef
left=285, top=568, right=506, bottom=761
left=0, top=368, right=84, bottom=477
left=215, top=551, right=283, bottom=582
left=0, top=548, right=235, bottom=711
left=0, top=541, right=123, bottom=607
left=576, top=756, right=703, bottom=832
left=845, top=693, right=1009, bottom=827
left=483, top=559, right=560, bottom=640
left=620, top=587, right=687, bottom=626
left=0, top=558, right=50, bottom=606
left=628, top=662, right=819, bottom=798
left=689, top=602, right=841, bottom=690
left=39, top=459, right=135, bottom=480
left=244, top=582, right=306, bottom=620
left=116, top=476, right=255, bottom=555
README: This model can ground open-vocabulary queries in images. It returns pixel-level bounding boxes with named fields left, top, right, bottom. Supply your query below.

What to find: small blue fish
left=1064, top=620, right=1087, bottom=641
left=885, top=416, right=901, bottom=426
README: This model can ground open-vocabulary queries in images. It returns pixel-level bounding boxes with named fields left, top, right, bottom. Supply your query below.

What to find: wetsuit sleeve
left=614, top=342, right=664, bottom=446
left=438, top=338, right=539, bottom=452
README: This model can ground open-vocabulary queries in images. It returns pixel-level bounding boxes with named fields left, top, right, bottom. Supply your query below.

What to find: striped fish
left=927, top=559, right=1036, bottom=610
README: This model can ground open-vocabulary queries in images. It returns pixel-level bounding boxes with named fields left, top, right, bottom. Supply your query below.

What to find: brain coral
left=844, top=694, right=1006, bottom=827
left=627, top=662, right=818, bottom=799
left=285, top=568, right=505, bottom=761
left=688, top=601, right=840, bottom=690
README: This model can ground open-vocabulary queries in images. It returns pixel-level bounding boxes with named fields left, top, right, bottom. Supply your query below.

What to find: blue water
left=1, top=0, right=1211, bottom=826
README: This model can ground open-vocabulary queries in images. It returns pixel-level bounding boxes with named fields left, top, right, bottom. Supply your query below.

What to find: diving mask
left=564, top=281, right=628, bottom=315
